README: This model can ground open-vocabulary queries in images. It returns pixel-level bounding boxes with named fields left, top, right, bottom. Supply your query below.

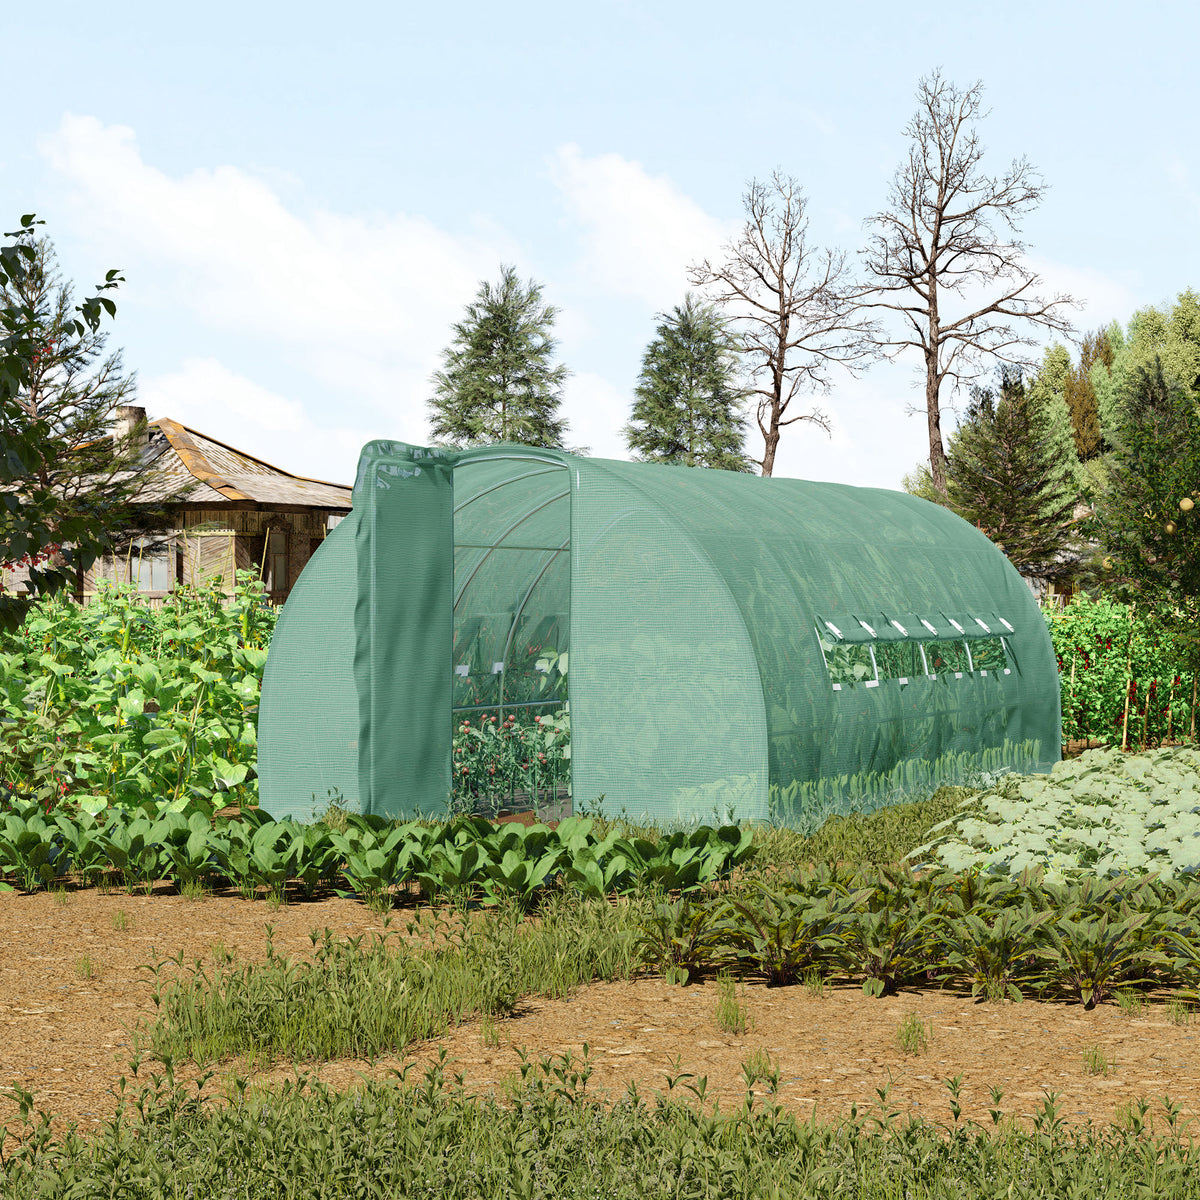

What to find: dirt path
left=2, top=889, right=1199, bottom=1137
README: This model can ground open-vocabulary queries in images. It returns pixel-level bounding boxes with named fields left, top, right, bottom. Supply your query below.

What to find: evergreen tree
left=1027, top=343, right=1086, bottom=491
left=1085, top=358, right=1200, bottom=663
left=1091, top=319, right=1128, bottom=447
left=428, top=266, right=570, bottom=449
left=1, top=226, right=170, bottom=628
left=945, top=366, right=1079, bottom=578
left=1061, top=328, right=1109, bottom=459
left=624, top=296, right=751, bottom=471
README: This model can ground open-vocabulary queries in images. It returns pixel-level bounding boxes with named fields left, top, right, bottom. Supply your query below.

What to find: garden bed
left=3, top=886, right=1200, bottom=1142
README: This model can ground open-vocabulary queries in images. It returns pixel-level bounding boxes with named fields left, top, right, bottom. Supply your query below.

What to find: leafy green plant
left=451, top=708, right=570, bottom=814
left=11, top=1062, right=1200, bottom=1199
left=941, top=902, right=1051, bottom=1002
left=1047, top=594, right=1196, bottom=748
left=0, top=574, right=272, bottom=812
left=719, top=882, right=859, bottom=987
left=0, top=805, right=71, bottom=890
left=910, top=746, right=1200, bottom=880
left=847, top=878, right=943, bottom=998
left=636, top=896, right=726, bottom=985
left=1036, top=912, right=1163, bottom=1008
left=739, top=1048, right=779, bottom=1094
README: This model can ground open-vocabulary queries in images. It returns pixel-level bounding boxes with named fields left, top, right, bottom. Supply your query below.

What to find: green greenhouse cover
left=258, top=441, right=1060, bottom=826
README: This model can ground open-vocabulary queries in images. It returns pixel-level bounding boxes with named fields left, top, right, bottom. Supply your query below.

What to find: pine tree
left=1061, top=328, right=1109, bottom=459
left=624, top=296, right=751, bottom=471
left=428, top=266, right=570, bottom=449
left=945, top=367, right=1079, bottom=578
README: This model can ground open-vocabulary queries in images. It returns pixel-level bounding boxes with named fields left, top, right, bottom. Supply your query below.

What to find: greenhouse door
left=451, top=454, right=572, bottom=818
left=353, top=443, right=455, bottom=818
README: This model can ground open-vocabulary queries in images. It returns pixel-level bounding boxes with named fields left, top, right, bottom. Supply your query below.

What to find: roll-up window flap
left=938, top=611, right=994, bottom=640
left=817, top=614, right=879, bottom=644
left=984, top=610, right=1016, bottom=635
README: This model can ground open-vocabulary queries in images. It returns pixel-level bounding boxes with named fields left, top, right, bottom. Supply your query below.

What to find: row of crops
left=638, top=863, right=1200, bottom=1005
left=0, top=799, right=754, bottom=905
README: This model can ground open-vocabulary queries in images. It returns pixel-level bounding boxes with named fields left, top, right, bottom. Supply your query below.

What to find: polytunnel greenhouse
left=257, top=440, right=1061, bottom=826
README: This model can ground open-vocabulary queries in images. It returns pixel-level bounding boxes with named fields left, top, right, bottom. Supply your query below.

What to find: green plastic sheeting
left=258, top=441, right=1060, bottom=825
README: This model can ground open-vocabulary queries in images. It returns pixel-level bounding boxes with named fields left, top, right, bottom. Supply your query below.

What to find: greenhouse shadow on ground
left=258, top=441, right=1059, bottom=827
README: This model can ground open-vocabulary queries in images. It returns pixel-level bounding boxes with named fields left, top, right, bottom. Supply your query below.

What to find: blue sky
left=6, top=0, right=1198, bottom=488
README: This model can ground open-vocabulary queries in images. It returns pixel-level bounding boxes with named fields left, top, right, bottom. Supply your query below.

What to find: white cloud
left=1023, top=255, right=1138, bottom=332
left=39, top=114, right=515, bottom=417
left=141, top=358, right=378, bottom=484
left=769, top=362, right=935, bottom=490
left=550, top=143, right=735, bottom=310
left=560, top=372, right=633, bottom=461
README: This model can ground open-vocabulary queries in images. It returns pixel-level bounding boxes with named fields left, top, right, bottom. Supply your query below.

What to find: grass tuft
left=1083, top=1045, right=1114, bottom=1077
left=1117, top=989, right=1147, bottom=1018
left=714, top=972, right=749, bottom=1036
left=896, top=1013, right=930, bottom=1055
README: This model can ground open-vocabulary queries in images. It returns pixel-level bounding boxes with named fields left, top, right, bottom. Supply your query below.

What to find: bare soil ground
left=3, top=887, right=1199, bottom=1140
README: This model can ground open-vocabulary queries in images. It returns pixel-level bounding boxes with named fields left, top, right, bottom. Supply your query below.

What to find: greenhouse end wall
left=258, top=441, right=1061, bottom=827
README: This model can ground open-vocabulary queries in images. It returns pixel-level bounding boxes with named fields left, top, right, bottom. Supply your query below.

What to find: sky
left=5, top=0, right=1198, bottom=490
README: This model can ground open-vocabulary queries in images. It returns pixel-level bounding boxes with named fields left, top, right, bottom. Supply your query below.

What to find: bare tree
left=859, top=71, right=1077, bottom=493
left=690, top=173, right=876, bottom=476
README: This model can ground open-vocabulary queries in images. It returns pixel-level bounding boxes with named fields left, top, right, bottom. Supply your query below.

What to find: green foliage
left=940, top=900, right=1051, bottom=1002
left=636, top=895, right=727, bottom=985
left=0, top=574, right=274, bottom=810
left=1062, top=328, right=1111, bottom=460
left=0, top=784, right=756, bottom=905
left=9, top=1063, right=1200, bottom=1199
left=0, top=217, right=143, bottom=632
left=1037, top=910, right=1163, bottom=1009
left=1085, top=358, right=1200, bottom=666
left=1123, top=288, right=1200, bottom=397
left=718, top=881, right=863, bottom=987
left=899, top=459, right=950, bottom=505
left=147, top=897, right=644, bottom=1065
left=767, top=741, right=1040, bottom=833
left=630, top=850, right=1200, bottom=1003
left=713, top=971, right=749, bottom=1033
left=1046, top=594, right=1197, bottom=746
left=427, top=264, right=571, bottom=449
left=910, top=745, right=1200, bottom=881
left=945, top=367, right=1079, bottom=577
left=848, top=871, right=943, bottom=997
left=624, top=294, right=751, bottom=471
left=896, top=1012, right=930, bottom=1054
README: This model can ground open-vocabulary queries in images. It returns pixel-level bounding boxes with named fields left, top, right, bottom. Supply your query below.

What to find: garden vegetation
left=3, top=583, right=1200, bottom=1196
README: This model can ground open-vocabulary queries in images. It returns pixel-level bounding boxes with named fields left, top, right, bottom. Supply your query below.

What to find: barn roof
left=131, top=419, right=353, bottom=510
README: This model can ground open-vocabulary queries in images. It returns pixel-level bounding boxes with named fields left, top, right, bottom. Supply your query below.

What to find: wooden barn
left=1, top=406, right=353, bottom=605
